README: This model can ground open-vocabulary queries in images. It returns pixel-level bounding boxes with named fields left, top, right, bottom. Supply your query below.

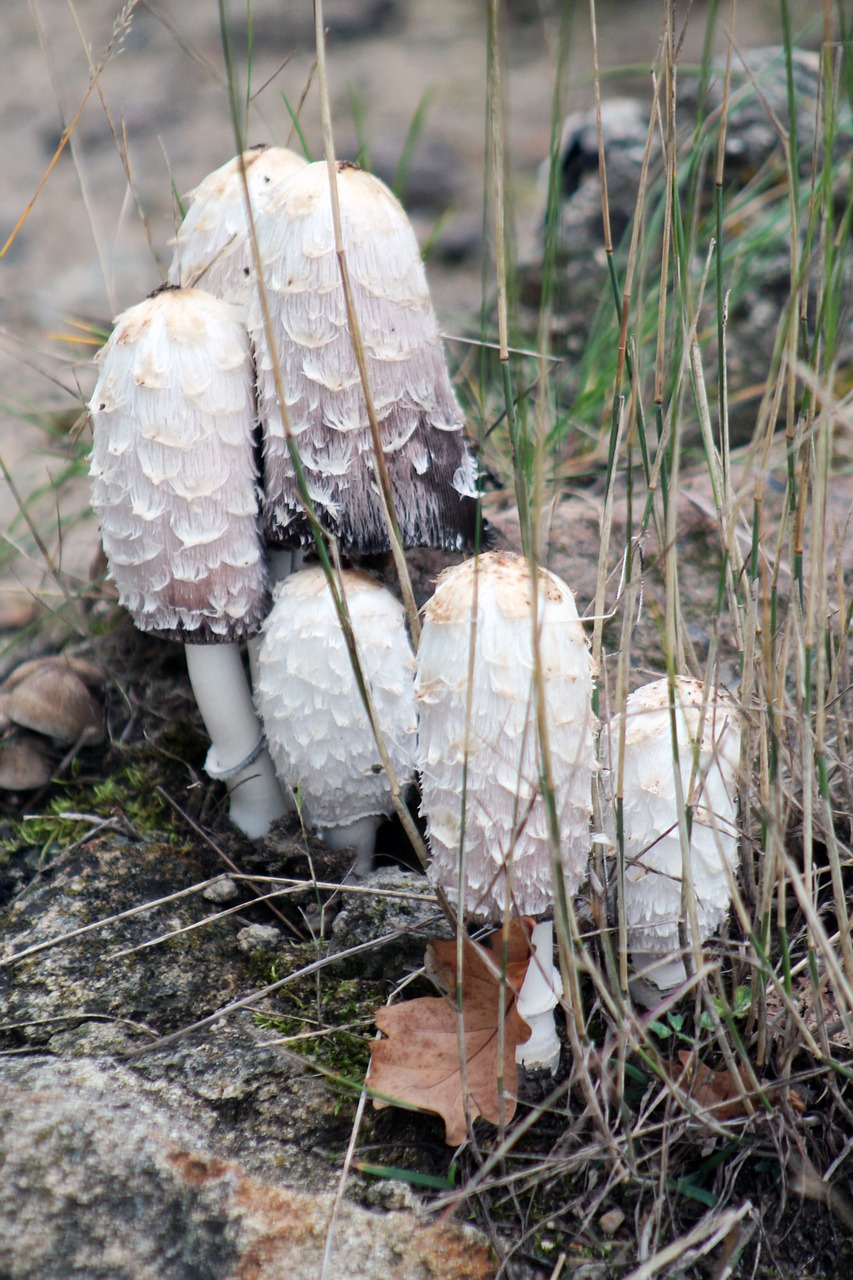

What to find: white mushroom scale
left=247, top=161, right=478, bottom=554
left=608, top=676, right=741, bottom=998
left=415, top=551, right=597, bottom=1070
left=167, top=145, right=307, bottom=306
left=255, top=566, right=418, bottom=872
left=88, top=285, right=287, bottom=838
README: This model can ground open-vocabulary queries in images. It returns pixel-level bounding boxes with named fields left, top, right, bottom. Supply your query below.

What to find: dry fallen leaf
left=369, top=919, right=534, bottom=1145
left=674, top=1050, right=805, bottom=1120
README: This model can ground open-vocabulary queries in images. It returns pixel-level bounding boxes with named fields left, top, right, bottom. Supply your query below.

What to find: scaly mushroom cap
left=167, top=145, right=307, bottom=304
left=89, top=286, right=268, bottom=642
left=608, top=677, right=741, bottom=959
left=416, top=551, right=596, bottom=922
left=255, top=566, right=417, bottom=830
left=246, top=161, right=478, bottom=553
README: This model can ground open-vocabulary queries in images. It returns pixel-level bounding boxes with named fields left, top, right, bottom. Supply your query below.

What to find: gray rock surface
left=329, top=866, right=450, bottom=977
left=0, top=836, right=497, bottom=1276
left=0, top=836, right=243, bottom=1050
left=0, top=1056, right=495, bottom=1280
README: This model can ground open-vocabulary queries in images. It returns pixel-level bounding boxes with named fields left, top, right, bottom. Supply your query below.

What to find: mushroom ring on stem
left=255, top=566, right=417, bottom=874
left=415, top=551, right=597, bottom=1071
left=247, top=160, right=478, bottom=553
left=88, top=285, right=287, bottom=838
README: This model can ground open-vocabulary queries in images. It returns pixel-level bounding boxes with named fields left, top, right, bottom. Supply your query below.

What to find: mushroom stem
left=515, top=920, right=563, bottom=1074
left=185, top=643, right=287, bottom=839
left=319, top=815, right=381, bottom=878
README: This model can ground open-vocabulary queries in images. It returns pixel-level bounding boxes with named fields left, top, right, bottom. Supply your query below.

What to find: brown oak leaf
left=369, top=919, right=534, bottom=1145
left=674, top=1051, right=805, bottom=1119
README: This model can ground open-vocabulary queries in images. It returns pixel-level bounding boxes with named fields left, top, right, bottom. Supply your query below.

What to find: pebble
left=236, top=924, right=283, bottom=955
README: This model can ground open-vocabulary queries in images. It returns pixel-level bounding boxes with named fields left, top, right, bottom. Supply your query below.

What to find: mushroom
left=246, top=160, right=478, bottom=555
left=0, top=732, right=52, bottom=791
left=255, top=565, right=417, bottom=873
left=0, top=656, right=104, bottom=746
left=88, top=285, right=287, bottom=838
left=167, top=145, right=307, bottom=306
left=606, top=676, right=741, bottom=1002
left=415, top=551, right=597, bottom=1072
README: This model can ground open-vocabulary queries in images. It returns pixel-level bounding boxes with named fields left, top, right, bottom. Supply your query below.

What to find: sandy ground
left=0, top=0, right=812, bottom=606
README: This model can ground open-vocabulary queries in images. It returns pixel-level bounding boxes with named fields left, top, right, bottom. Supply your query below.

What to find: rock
left=0, top=1055, right=496, bottom=1280
left=520, top=47, right=853, bottom=441
left=203, top=875, right=240, bottom=903
left=236, top=923, right=284, bottom=954
left=0, top=835, right=246, bottom=1048
left=329, top=866, right=449, bottom=977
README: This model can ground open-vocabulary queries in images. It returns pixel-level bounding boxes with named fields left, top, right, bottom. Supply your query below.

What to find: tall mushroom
left=607, top=676, right=741, bottom=1000
left=255, top=565, right=417, bottom=872
left=167, top=145, right=307, bottom=306
left=246, top=160, right=478, bottom=555
left=88, top=285, right=287, bottom=838
left=415, top=551, right=597, bottom=1072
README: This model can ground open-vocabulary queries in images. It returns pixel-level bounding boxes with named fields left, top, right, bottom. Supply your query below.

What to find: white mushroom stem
left=185, top=643, right=287, bottom=839
left=318, top=815, right=381, bottom=878
left=515, top=920, right=563, bottom=1074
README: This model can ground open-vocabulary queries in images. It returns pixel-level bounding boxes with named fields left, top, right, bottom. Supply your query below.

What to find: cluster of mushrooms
left=89, top=146, right=741, bottom=1072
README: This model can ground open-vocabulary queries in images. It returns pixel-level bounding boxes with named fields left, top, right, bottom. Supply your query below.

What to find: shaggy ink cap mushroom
left=88, top=285, right=287, bottom=838
left=415, top=551, right=597, bottom=1071
left=255, top=565, right=417, bottom=872
left=167, top=145, right=307, bottom=306
left=606, top=676, right=741, bottom=1001
left=246, top=161, right=478, bottom=555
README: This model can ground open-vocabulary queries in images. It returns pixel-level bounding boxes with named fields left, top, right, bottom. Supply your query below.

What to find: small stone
left=599, top=1208, right=625, bottom=1235
left=236, top=924, right=282, bottom=955
left=329, top=866, right=447, bottom=977
left=202, top=877, right=239, bottom=904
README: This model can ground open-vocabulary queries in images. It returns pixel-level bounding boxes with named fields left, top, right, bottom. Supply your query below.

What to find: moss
left=253, top=959, right=383, bottom=1102
left=2, top=725, right=207, bottom=860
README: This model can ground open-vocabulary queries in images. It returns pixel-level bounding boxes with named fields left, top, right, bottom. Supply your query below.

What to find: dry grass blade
left=622, top=1202, right=754, bottom=1280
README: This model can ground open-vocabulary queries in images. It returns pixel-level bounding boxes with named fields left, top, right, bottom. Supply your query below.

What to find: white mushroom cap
left=255, top=566, right=417, bottom=831
left=416, top=551, right=597, bottom=922
left=88, top=286, right=268, bottom=643
left=167, top=146, right=307, bottom=304
left=246, top=161, right=478, bottom=553
left=607, top=677, right=741, bottom=984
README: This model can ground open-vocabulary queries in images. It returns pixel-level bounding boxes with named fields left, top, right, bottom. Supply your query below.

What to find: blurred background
left=0, top=0, right=817, bottom=600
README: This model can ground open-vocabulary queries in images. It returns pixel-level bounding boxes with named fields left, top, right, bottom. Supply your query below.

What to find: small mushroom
left=0, top=732, right=53, bottom=791
left=255, top=565, right=417, bottom=873
left=415, top=551, right=597, bottom=1072
left=0, top=658, right=103, bottom=746
left=88, top=285, right=287, bottom=838
left=168, top=145, right=307, bottom=305
left=606, top=676, right=741, bottom=1001
left=246, top=160, right=478, bottom=554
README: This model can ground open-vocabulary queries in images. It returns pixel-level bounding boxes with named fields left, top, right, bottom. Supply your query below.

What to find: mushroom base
left=515, top=921, right=563, bottom=1074
left=185, top=642, right=288, bottom=839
